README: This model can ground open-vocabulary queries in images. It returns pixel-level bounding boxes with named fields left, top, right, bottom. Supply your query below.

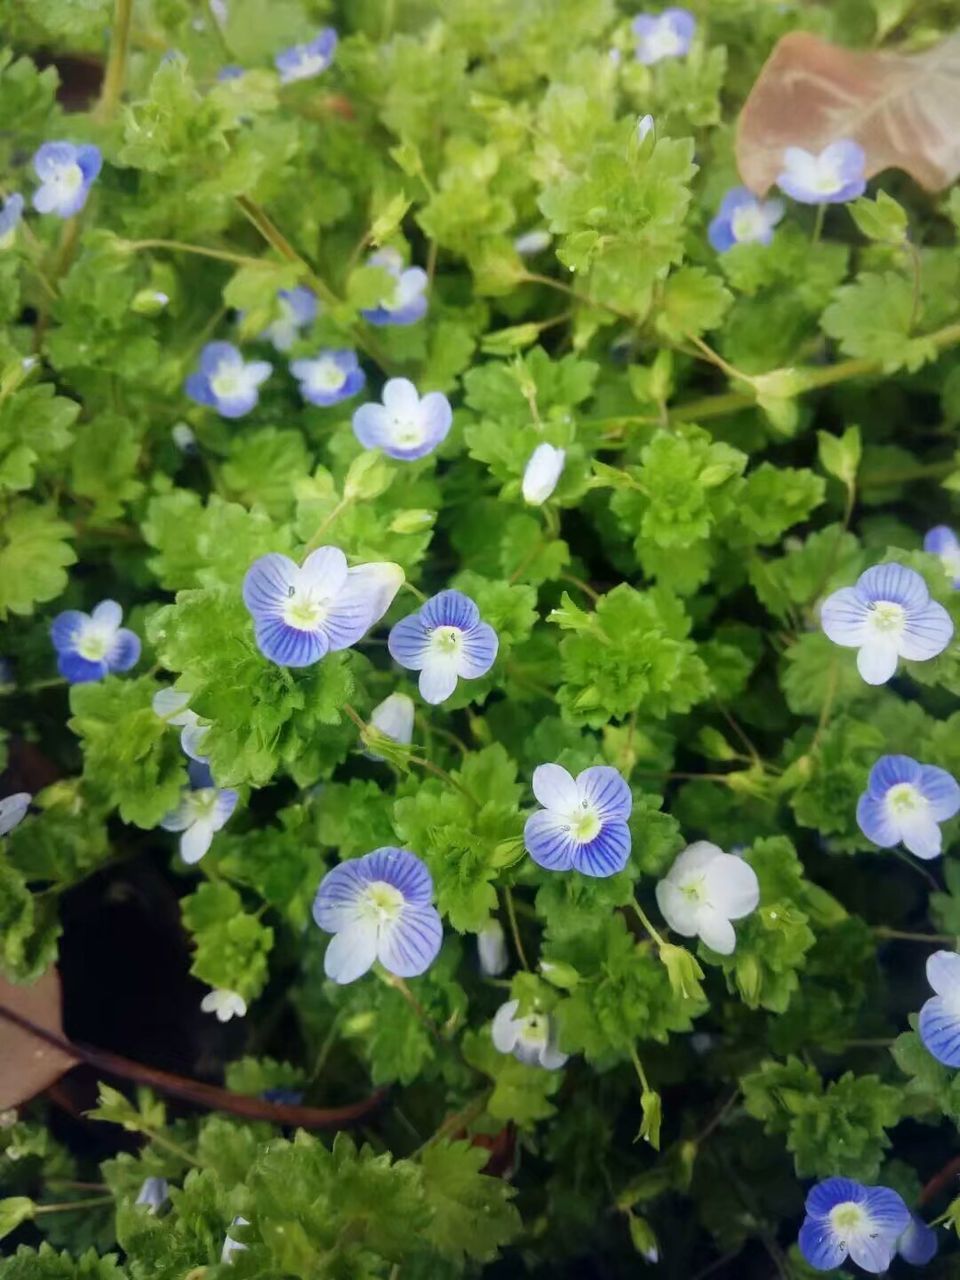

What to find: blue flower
left=135, top=1178, right=169, bottom=1214
left=777, top=141, right=866, bottom=205
left=388, top=589, right=498, bottom=704
left=925, top=525, right=960, bottom=589
left=898, top=1213, right=938, bottom=1266
left=522, top=443, right=565, bottom=505
left=919, top=950, right=960, bottom=1067
left=185, top=342, right=272, bottom=418
left=798, top=1177, right=910, bottom=1274
left=32, top=142, right=102, bottom=218
left=857, top=755, right=960, bottom=860
left=260, top=286, right=318, bottom=351
left=0, top=194, right=23, bottom=249
left=243, top=546, right=403, bottom=668
left=275, top=28, right=337, bottom=83
left=262, top=1086, right=304, bottom=1105
left=291, top=349, right=365, bottom=407
left=0, top=793, right=30, bottom=837
left=524, top=763, right=632, bottom=878
left=708, top=187, right=784, bottom=252
left=51, top=600, right=141, bottom=684
left=312, top=846, right=443, bottom=984
left=352, top=378, right=452, bottom=461
left=492, top=1000, right=568, bottom=1069
left=152, top=688, right=210, bottom=762
left=360, top=248, right=428, bottom=326
left=160, top=761, right=238, bottom=864
left=632, top=8, right=695, bottom=64
left=820, top=563, right=953, bottom=685
left=218, top=65, right=244, bottom=81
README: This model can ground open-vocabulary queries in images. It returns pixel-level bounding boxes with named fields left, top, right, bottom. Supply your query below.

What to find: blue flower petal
left=108, top=628, right=141, bottom=673
left=362, top=847, right=435, bottom=903
left=578, top=765, right=632, bottom=822
left=919, top=994, right=960, bottom=1066
left=388, top=613, right=430, bottom=670
left=805, top=1177, right=867, bottom=1216
left=379, top=904, right=443, bottom=977
left=867, top=754, right=921, bottom=795
left=926, top=949, right=960, bottom=997
left=418, top=653, right=460, bottom=704
left=917, top=765, right=960, bottom=819
left=243, top=553, right=297, bottom=621
left=899, top=1214, right=938, bottom=1266
left=572, top=821, right=631, bottom=877
left=421, top=590, right=479, bottom=632
left=524, top=809, right=577, bottom=871
left=457, top=622, right=498, bottom=679
left=57, top=650, right=107, bottom=683
left=254, top=617, right=328, bottom=667
left=899, top=600, right=954, bottom=662
left=856, top=792, right=898, bottom=848
left=820, top=586, right=869, bottom=647
left=50, top=609, right=86, bottom=653
left=798, top=1216, right=846, bottom=1271
left=858, top=563, right=929, bottom=609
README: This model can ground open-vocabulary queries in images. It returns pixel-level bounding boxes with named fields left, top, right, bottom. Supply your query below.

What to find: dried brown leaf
left=737, top=31, right=960, bottom=195
left=0, top=969, right=74, bottom=1110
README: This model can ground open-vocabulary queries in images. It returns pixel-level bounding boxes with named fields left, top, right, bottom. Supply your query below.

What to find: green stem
left=873, top=928, right=956, bottom=944
left=628, top=1042, right=651, bottom=1093
left=630, top=901, right=666, bottom=950
left=141, top=1127, right=203, bottom=1167
left=122, top=238, right=271, bottom=268
left=97, top=0, right=134, bottom=120
left=36, top=1196, right=114, bottom=1214
left=811, top=203, right=826, bottom=245
left=303, top=496, right=352, bottom=553
left=503, top=888, right=530, bottom=971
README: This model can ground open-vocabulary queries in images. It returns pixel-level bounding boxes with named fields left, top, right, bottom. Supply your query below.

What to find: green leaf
left=0, top=502, right=76, bottom=619
left=420, top=1141, right=520, bottom=1263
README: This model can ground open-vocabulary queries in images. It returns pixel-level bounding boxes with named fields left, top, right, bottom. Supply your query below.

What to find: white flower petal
left=696, top=907, right=737, bottom=955
left=703, top=854, right=760, bottom=920
left=324, top=918, right=378, bottom=984
left=531, top=763, right=579, bottom=812
left=491, top=1000, right=521, bottom=1053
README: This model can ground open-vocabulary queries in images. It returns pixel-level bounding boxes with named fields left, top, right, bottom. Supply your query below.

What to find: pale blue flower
left=368, top=692, right=415, bottom=760
left=632, top=8, right=695, bottom=64
left=152, top=688, right=210, bottom=762
left=32, top=142, right=101, bottom=218
left=777, top=140, right=867, bottom=205
left=291, top=348, right=365, bottom=406
left=0, top=194, right=23, bottom=249
left=513, top=228, right=552, bottom=256
left=160, top=762, right=238, bottom=864
left=708, top=187, right=784, bottom=252
left=388, top=589, right=498, bottom=704
left=312, top=847, right=443, bottom=984
left=492, top=1000, right=568, bottom=1069
left=898, top=1213, right=938, bottom=1266
left=243, top=547, right=403, bottom=668
left=522, top=443, right=565, bottom=504
left=477, top=919, right=509, bottom=976
left=260, top=286, right=318, bottom=351
left=524, top=763, right=632, bottom=879
left=352, top=378, right=451, bottom=461
left=925, top=525, right=960, bottom=589
left=360, top=248, right=428, bottom=326
left=919, top=950, right=960, bottom=1067
left=275, top=29, right=337, bottom=83
left=135, top=1177, right=169, bottom=1214
left=636, top=113, right=654, bottom=143
left=656, top=841, right=760, bottom=954
left=218, top=65, right=244, bottom=82
left=51, top=600, right=140, bottom=684
left=857, top=755, right=960, bottom=860
left=185, top=342, right=271, bottom=418
left=798, top=1178, right=909, bottom=1273
left=0, top=793, right=30, bottom=837
left=820, top=563, right=953, bottom=684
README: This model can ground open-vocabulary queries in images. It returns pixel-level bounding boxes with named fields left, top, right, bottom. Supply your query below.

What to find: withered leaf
left=737, top=31, right=960, bottom=195
left=0, top=968, right=75, bottom=1110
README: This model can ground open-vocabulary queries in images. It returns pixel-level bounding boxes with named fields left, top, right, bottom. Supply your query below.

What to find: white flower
left=221, top=1215, right=250, bottom=1263
left=152, top=687, right=210, bottom=761
left=491, top=999, right=568, bottom=1069
left=477, top=920, right=509, bottom=976
left=135, top=1177, right=169, bottom=1213
left=513, top=228, right=552, bottom=256
left=369, top=692, right=415, bottom=752
left=522, top=443, right=566, bottom=505
left=655, top=841, right=760, bottom=955
left=0, top=793, right=30, bottom=837
left=171, top=422, right=196, bottom=452
left=201, top=989, right=247, bottom=1022
left=160, top=770, right=237, bottom=863
left=636, top=113, right=654, bottom=143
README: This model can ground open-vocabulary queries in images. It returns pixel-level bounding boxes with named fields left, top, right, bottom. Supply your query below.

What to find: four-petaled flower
left=655, top=842, right=760, bottom=955
left=632, top=8, right=696, bottom=64
left=897, top=1213, right=938, bottom=1266
left=0, top=194, right=23, bottom=249
left=32, top=142, right=102, bottom=217
left=185, top=342, right=272, bottom=418
left=477, top=919, right=509, bottom=976
left=0, top=793, right=30, bottom=837
left=925, top=525, right=960, bottom=589
left=777, top=141, right=867, bottom=205
left=260, top=286, right=318, bottom=351
left=243, top=546, right=403, bottom=667
left=51, top=600, right=141, bottom=684
left=160, top=762, right=238, bottom=864
left=522, top=443, right=566, bottom=505
left=360, top=248, right=428, bottom=326
left=291, top=349, right=365, bottom=407
left=857, top=755, right=960, bottom=860
left=524, top=763, right=632, bottom=878
left=367, top=691, right=415, bottom=760
left=201, top=988, right=247, bottom=1022
left=275, top=29, right=338, bottom=83
left=312, top=846, right=443, bottom=984
left=152, top=687, right=210, bottom=762
left=388, top=589, right=498, bottom=704
left=491, top=999, right=568, bottom=1069
left=135, top=1177, right=169, bottom=1214
left=798, top=1178, right=910, bottom=1274
left=708, top=187, right=784, bottom=252
left=820, top=564, right=953, bottom=685
left=919, top=950, right=960, bottom=1067
left=353, top=378, right=452, bottom=461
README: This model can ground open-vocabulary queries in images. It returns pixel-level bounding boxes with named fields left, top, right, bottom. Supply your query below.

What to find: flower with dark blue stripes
left=243, top=546, right=403, bottom=668
left=898, top=1213, right=938, bottom=1266
left=919, top=950, right=960, bottom=1068
left=388, top=590, right=498, bottom=704
left=312, top=847, right=443, bottom=984
left=524, top=763, right=632, bottom=878
left=857, top=755, right=960, bottom=860
left=51, top=600, right=140, bottom=684
left=352, top=378, right=451, bottom=461
left=798, top=1178, right=909, bottom=1274
left=160, top=761, right=237, bottom=864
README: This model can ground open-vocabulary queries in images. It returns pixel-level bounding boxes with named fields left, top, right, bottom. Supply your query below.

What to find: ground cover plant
left=3, top=0, right=960, bottom=1276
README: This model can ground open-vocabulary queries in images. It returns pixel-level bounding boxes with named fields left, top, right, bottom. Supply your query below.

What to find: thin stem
left=45, top=1179, right=109, bottom=1192
left=809, top=655, right=839, bottom=754
left=309, top=1012, right=344, bottom=1081
left=811, top=203, right=826, bottom=245
left=36, top=1196, right=114, bottom=1214
left=518, top=270, right=636, bottom=322
left=140, top=1128, right=204, bottom=1168
left=342, top=703, right=478, bottom=804
left=123, top=238, right=270, bottom=267
left=630, top=901, right=666, bottom=949
left=503, top=889, right=530, bottom=971
left=628, top=1042, right=650, bottom=1093
left=97, top=0, right=134, bottom=120
left=380, top=971, right=442, bottom=1041
left=559, top=573, right=600, bottom=603
left=905, top=240, right=923, bottom=332
left=873, top=927, right=955, bottom=944
left=303, top=496, right=352, bottom=553
left=685, top=333, right=752, bottom=386
left=412, top=1090, right=491, bottom=1158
